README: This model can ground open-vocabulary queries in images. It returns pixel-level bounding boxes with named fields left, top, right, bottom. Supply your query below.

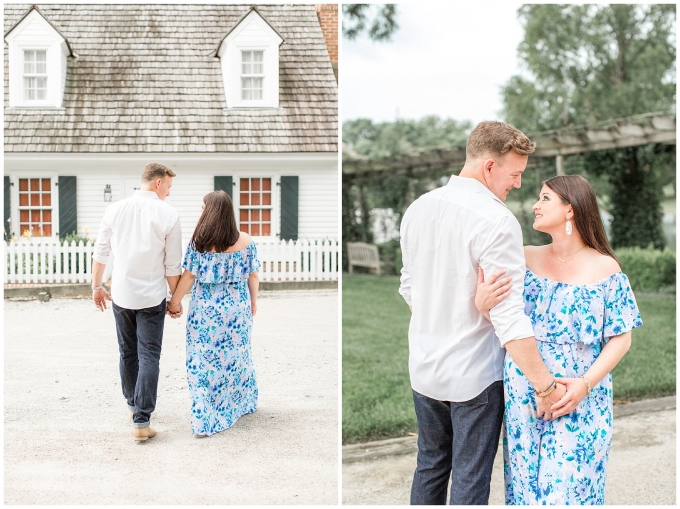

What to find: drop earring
left=566, top=220, right=572, bottom=235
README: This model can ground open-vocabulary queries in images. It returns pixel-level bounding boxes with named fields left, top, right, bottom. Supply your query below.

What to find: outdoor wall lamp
left=104, top=184, right=112, bottom=202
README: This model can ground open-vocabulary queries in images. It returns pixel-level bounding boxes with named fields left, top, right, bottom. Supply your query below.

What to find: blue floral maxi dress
left=182, top=241, right=261, bottom=436
left=504, top=269, right=642, bottom=505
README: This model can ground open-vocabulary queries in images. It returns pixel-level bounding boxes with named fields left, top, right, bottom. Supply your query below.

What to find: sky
left=342, top=1, right=527, bottom=126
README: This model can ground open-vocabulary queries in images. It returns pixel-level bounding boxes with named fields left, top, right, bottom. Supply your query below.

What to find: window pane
left=240, top=179, right=249, bottom=191
left=43, top=210, right=52, bottom=222
left=252, top=194, right=260, bottom=206
left=253, top=88, right=262, bottom=100
left=243, top=51, right=252, bottom=63
left=262, top=223, right=271, bottom=236
left=43, top=224, right=52, bottom=236
left=263, top=209, right=271, bottom=221
left=30, top=179, right=40, bottom=191
left=241, top=224, right=249, bottom=234
left=37, top=88, right=46, bottom=100
left=240, top=210, right=249, bottom=222
left=262, top=192, right=271, bottom=205
left=31, top=210, right=41, bottom=222
left=251, top=209, right=260, bottom=221
left=19, top=179, right=28, bottom=191
left=20, top=224, right=30, bottom=235
left=42, top=193, right=51, bottom=206
left=252, top=179, right=260, bottom=191
left=251, top=224, right=260, bottom=236
left=20, top=210, right=29, bottom=222
left=42, top=179, right=50, bottom=191
left=36, top=50, right=46, bottom=62
left=31, top=225, right=42, bottom=237
left=263, top=178, right=271, bottom=191
left=19, top=194, right=28, bottom=206
left=240, top=193, right=249, bottom=206
left=36, top=61, right=47, bottom=74
left=31, top=194, right=41, bottom=206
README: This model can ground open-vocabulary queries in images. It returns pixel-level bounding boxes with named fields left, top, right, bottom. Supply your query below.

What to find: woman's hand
left=550, top=377, right=589, bottom=418
left=166, top=300, right=183, bottom=318
left=475, top=267, right=512, bottom=320
left=251, top=300, right=257, bottom=316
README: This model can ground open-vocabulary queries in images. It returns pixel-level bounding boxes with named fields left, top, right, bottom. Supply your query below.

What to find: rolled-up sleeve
left=480, top=215, right=535, bottom=346
left=398, top=210, right=412, bottom=306
left=92, top=206, right=114, bottom=264
left=164, top=213, right=183, bottom=276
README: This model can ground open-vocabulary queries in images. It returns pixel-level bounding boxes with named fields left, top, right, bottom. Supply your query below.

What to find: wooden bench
left=346, top=242, right=381, bottom=275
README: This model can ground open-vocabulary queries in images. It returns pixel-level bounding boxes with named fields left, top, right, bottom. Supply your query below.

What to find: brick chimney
left=315, top=4, right=338, bottom=82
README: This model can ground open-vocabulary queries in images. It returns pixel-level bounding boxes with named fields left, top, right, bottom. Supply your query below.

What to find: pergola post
left=556, top=155, right=564, bottom=176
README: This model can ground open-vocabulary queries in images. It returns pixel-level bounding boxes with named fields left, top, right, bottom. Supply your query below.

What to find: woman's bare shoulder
left=588, top=250, right=621, bottom=278
left=225, top=231, right=252, bottom=252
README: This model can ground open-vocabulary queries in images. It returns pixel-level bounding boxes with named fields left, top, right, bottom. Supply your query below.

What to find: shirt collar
left=447, top=175, right=507, bottom=208
left=134, top=190, right=160, bottom=200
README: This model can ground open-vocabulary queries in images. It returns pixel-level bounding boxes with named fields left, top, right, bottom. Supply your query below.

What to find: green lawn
left=342, top=274, right=676, bottom=444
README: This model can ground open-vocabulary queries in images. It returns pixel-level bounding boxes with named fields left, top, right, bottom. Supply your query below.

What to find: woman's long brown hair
left=191, top=191, right=240, bottom=253
left=543, top=175, right=621, bottom=268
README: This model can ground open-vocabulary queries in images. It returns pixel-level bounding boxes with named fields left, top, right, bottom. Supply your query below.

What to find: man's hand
left=535, top=382, right=566, bottom=421
left=550, top=377, right=589, bottom=418
left=93, top=287, right=112, bottom=312
left=166, top=301, right=183, bottom=319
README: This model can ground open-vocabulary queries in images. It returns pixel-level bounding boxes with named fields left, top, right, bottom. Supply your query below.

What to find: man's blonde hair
left=466, top=121, right=536, bottom=160
left=141, top=162, right=176, bottom=182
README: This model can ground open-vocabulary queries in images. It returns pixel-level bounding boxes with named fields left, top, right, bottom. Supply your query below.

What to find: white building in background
left=4, top=4, right=338, bottom=244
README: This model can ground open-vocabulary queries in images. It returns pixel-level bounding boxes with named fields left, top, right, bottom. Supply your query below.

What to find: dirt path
left=342, top=402, right=675, bottom=505
left=4, top=290, right=338, bottom=504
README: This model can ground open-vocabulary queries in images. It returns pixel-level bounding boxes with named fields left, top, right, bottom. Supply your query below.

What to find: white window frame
left=22, top=49, right=49, bottom=104
left=218, top=9, right=282, bottom=109
left=240, top=50, right=265, bottom=102
left=233, top=175, right=279, bottom=239
left=9, top=174, right=59, bottom=239
left=5, top=8, right=70, bottom=109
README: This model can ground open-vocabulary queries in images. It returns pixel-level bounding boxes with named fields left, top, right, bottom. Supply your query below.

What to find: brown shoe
left=133, top=426, right=156, bottom=441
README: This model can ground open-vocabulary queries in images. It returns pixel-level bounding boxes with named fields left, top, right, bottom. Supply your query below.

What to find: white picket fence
left=4, top=238, right=339, bottom=284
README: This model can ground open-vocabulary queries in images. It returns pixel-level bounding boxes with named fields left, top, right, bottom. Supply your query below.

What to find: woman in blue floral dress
left=167, top=190, right=260, bottom=437
left=476, top=175, right=642, bottom=505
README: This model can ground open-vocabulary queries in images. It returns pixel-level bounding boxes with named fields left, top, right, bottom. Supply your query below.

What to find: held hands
left=549, top=377, right=589, bottom=419
left=535, top=382, right=567, bottom=420
left=93, top=287, right=112, bottom=312
left=166, top=300, right=183, bottom=319
left=475, top=267, right=513, bottom=319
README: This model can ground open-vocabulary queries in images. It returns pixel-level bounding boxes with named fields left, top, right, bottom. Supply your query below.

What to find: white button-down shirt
left=399, top=175, right=535, bottom=402
left=93, top=191, right=182, bottom=310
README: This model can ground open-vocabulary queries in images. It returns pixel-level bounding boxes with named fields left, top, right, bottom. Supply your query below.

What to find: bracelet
left=534, top=379, right=556, bottom=398
left=580, top=375, right=592, bottom=395
left=92, top=285, right=104, bottom=291
left=168, top=301, right=180, bottom=307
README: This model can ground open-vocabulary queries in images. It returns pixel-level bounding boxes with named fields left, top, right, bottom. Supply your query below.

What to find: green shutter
left=58, top=176, right=77, bottom=239
left=214, top=176, right=233, bottom=199
left=280, top=176, right=299, bottom=241
left=4, top=176, right=10, bottom=240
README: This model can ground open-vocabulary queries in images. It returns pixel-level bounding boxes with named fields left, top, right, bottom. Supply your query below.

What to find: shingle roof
left=4, top=4, right=338, bottom=153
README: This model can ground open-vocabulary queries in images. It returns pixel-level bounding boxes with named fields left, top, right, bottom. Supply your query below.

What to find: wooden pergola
left=342, top=110, right=676, bottom=181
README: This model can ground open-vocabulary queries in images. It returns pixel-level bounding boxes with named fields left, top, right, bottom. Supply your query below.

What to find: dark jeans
left=112, top=299, right=166, bottom=429
left=410, top=380, right=504, bottom=505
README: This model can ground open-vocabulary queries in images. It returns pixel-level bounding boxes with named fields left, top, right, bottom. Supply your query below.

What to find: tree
left=502, top=4, right=676, bottom=249
left=343, top=4, right=398, bottom=41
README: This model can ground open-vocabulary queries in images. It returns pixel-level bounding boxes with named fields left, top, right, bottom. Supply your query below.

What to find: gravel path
left=342, top=404, right=675, bottom=505
left=4, top=290, right=338, bottom=505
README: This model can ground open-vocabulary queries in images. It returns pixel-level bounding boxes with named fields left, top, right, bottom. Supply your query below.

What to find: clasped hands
left=536, top=377, right=590, bottom=420
left=166, top=299, right=183, bottom=318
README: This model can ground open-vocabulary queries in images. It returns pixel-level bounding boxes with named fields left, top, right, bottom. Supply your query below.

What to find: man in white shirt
left=399, top=121, right=566, bottom=504
left=91, top=163, right=183, bottom=441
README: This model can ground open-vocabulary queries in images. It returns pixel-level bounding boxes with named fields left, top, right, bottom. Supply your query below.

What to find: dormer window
left=241, top=50, right=264, bottom=101
left=5, top=6, right=73, bottom=108
left=216, top=7, right=284, bottom=109
left=23, top=50, right=48, bottom=102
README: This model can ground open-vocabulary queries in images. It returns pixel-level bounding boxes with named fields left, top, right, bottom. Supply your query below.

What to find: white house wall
left=4, top=152, right=338, bottom=242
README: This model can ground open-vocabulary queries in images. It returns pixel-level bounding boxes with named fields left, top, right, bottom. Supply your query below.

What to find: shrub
left=614, top=247, right=675, bottom=293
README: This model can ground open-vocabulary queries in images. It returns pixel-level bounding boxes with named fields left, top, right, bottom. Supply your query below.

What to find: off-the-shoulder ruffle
left=183, top=241, right=261, bottom=284
left=524, top=269, right=642, bottom=346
